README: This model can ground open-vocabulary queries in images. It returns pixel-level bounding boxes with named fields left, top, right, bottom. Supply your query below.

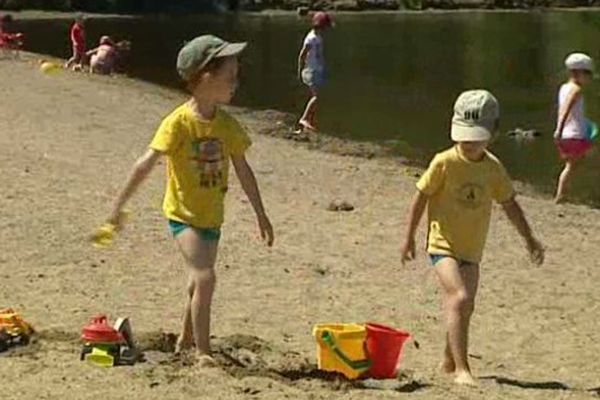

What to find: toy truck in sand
left=0, top=308, right=35, bottom=352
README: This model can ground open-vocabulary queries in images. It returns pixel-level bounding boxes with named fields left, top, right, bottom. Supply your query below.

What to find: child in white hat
left=554, top=52, right=594, bottom=203
left=401, top=90, right=544, bottom=386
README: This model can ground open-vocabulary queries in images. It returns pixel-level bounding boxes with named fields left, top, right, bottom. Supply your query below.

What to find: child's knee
left=186, top=279, right=195, bottom=297
left=449, top=290, right=473, bottom=312
left=191, top=268, right=216, bottom=289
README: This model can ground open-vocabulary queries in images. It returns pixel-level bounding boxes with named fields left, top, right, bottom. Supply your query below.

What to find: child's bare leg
left=65, top=51, right=77, bottom=68
left=299, top=88, right=319, bottom=131
left=306, top=88, right=319, bottom=126
left=175, top=228, right=219, bottom=357
left=441, top=332, right=456, bottom=374
left=555, top=159, right=575, bottom=203
left=175, top=276, right=195, bottom=354
left=435, top=258, right=480, bottom=386
left=438, top=288, right=456, bottom=374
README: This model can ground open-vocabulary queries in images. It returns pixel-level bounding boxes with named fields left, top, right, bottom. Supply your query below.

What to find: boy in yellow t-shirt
left=401, top=90, right=544, bottom=386
left=106, top=35, right=274, bottom=363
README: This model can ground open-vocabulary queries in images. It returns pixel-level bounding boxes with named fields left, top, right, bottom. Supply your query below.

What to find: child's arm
left=401, top=190, right=428, bottom=265
left=86, top=47, right=99, bottom=56
left=501, top=198, right=544, bottom=265
left=297, top=44, right=308, bottom=79
left=231, top=154, right=274, bottom=247
left=555, top=85, right=582, bottom=139
left=109, top=149, right=162, bottom=226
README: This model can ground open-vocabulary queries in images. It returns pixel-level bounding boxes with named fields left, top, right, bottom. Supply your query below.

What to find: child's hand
left=527, top=238, right=544, bottom=265
left=401, top=237, right=416, bottom=266
left=553, top=130, right=561, bottom=140
left=108, top=208, right=127, bottom=230
left=257, top=213, right=274, bottom=247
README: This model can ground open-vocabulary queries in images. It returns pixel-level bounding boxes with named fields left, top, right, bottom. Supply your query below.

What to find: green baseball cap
left=451, top=90, right=499, bottom=142
left=176, top=35, right=247, bottom=81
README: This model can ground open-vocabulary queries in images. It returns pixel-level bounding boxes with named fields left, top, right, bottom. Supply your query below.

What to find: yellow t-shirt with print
left=416, top=146, right=515, bottom=264
left=150, top=102, right=251, bottom=228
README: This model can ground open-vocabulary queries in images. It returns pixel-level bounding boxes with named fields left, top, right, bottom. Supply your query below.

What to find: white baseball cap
left=565, top=52, right=594, bottom=72
left=451, top=90, right=500, bottom=142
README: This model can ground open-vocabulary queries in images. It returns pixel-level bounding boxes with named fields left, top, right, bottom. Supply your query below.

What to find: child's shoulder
left=431, top=146, right=459, bottom=164
left=159, top=102, right=193, bottom=128
left=304, top=29, right=318, bottom=42
left=165, top=102, right=191, bottom=119
left=483, top=150, right=508, bottom=172
left=560, top=81, right=581, bottom=94
left=216, top=107, right=236, bottom=121
left=215, top=108, right=247, bottom=135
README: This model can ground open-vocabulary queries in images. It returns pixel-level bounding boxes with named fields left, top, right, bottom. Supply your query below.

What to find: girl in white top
left=296, top=12, right=333, bottom=133
left=554, top=52, right=594, bottom=203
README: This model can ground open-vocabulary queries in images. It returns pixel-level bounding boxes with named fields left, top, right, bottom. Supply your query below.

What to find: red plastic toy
left=365, top=322, right=410, bottom=379
left=81, top=314, right=124, bottom=344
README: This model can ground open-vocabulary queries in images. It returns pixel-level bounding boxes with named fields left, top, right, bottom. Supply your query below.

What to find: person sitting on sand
left=65, top=14, right=86, bottom=71
left=296, top=11, right=333, bottom=133
left=87, top=35, right=117, bottom=75
left=105, top=35, right=274, bottom=364
left=0, top=14, right=24, bottom=57
left=401, top=90, right=544, bottom=387
left=554, top=53, right=594, bottom=204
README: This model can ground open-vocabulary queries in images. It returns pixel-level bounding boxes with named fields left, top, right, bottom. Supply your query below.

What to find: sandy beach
left=2, top=54, right=600, bottom=400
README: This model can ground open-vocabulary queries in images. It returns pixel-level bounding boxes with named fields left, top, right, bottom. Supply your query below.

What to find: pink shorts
left=555, top=139, right=593, bottom=160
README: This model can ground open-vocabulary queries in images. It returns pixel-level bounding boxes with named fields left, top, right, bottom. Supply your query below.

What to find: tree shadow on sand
left=481, top=375, right=570, bottom=391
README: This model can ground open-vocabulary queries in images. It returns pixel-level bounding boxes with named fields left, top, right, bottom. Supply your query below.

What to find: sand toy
left=0, top=308, right=34, bottom=352
left=313, top=323, right=371, bottom=379
left=312, top=322, right=411, bottom=380
left=80, top=314, right=139, bottom=367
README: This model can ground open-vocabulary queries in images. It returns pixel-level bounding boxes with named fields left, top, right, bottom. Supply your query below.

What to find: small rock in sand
left=327, top=200, right=355, bottom=212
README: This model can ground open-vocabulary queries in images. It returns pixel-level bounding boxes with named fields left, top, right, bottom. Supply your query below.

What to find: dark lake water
left=17, top=11, right=600, bottom=205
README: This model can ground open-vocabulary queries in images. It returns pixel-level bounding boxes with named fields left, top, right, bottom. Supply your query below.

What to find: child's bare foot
left=454, top=370, right=478, bottom=387
left=174, top=336, right=193, bottom=355
left=440, top=358, right=456, bottom=374
left=554, top=195, right=565, bottom=204
left=299, top=119, right=317, bottom=132
left=195, top=352, right=217, bottom=368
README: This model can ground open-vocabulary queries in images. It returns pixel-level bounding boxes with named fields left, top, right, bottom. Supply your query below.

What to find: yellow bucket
left=312, top=323, right=371, bottom=379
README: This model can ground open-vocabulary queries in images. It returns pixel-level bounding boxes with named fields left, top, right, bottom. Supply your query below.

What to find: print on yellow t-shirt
left=190, top=138, right=225, bottom=188
left=416, top=146, right=515, bottom=264
left=150, top=102, right=251, bottom=228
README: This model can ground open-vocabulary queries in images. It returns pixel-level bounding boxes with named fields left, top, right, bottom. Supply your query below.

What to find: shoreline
left=19, top=51, right=569, bottom=207
left=4, top=7, right=600, bottom=20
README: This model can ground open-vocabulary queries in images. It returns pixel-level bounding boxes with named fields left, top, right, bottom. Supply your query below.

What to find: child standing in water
left=296, top=11, right=334, bottom=133
left=106, top=35, right=274, bottom=363
left=65, top=14, right=86, bottom=70
left=554, top=53, right=594, bottom=203
left=401, top=90, right=544, bottom=386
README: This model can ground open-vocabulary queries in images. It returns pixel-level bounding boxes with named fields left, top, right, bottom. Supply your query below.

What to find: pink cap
left=312, top=11, right=333, bottom=28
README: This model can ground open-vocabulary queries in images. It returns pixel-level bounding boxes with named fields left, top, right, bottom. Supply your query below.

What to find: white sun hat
left=451, top=90, right=500, bottom=142
left=565, top=52, right=594, bottom=72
